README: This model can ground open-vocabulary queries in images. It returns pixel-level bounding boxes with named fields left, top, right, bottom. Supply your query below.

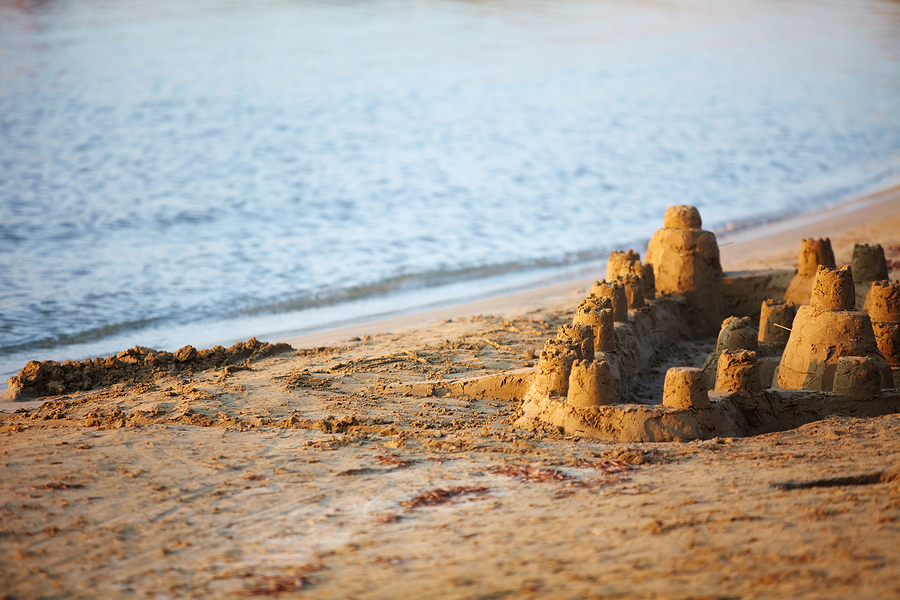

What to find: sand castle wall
left=515, top=386, right=900, bottom=442
left=722, top=269, right=794, bottom=319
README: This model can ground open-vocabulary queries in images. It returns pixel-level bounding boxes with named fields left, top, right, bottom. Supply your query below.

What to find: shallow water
left=2, top=0, right=900, bottom=378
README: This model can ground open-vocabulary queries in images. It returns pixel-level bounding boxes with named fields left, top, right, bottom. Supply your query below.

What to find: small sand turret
left=716, top=350, right=762, bottom=394
left=873, top=323, right=899, bottom=388
left=615, top=274, right=645, bottom=309
left=606, top=249, right=642, bottom=281
left=863, top=279, right=900, bottom=322
left=778, top=266, right=890, bottom=392
left=702, top=316, right=758, bottom=388
left=759, top=299, right=797, bottom=345
left=573, top=303, right=616, bottom=353
left=645, top=205, right=723, bottom=335
left=811, top=264, right=855, bottom=310
left=863, top=280, right=900, bottom=386
left=567, top=359, right=617, bottom=407
left=662, top=367, right=710, bottom=409
left=783, top=238, right=836, bottom=305
left=852, top=244, right=889, bottom=309
left=533, top=342, right=577, bottom=397
left=607, top=249, right=655, bottom=300
left=591, top=281, right=628, bottom=322
left=556, top=324, right=595, bottom=362
left=833, top=356, right=885, bottom=398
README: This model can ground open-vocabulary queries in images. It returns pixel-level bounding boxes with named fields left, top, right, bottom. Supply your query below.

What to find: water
left=2, top=0, right=900, bottom=381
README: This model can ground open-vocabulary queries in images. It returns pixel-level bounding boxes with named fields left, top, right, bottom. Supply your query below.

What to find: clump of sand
left=5, top=338, right=293, bottom=401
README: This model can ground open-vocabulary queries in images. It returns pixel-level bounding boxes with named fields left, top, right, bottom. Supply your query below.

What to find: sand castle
left=388, top=205, right=899, bottom=441
left=506, top=209, right=900, bottom=440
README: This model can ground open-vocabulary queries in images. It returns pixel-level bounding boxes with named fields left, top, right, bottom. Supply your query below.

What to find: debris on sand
left=399, top=486, right=490, bottom=510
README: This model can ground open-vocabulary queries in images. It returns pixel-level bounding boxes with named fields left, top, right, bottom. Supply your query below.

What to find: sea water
left=2, top=0, right=900, bottom=381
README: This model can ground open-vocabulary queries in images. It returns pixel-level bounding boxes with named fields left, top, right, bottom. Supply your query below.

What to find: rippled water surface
left=2, top=0, right=900, bottom=377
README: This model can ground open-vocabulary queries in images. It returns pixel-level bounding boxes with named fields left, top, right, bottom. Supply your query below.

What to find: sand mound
left=4, top=338, right=293, bottom=401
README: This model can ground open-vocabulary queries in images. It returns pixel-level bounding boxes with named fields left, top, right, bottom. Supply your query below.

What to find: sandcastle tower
left=606, top=249, right=642, bottom=281
left=556, top=324, right=595, bottom=362
left=573, top=297, right=616, bottom=353
left=757, top=299, right=797, bottom=387
left=616, top=274, right=644, bottom=309
left=702, top=316, right=758, bottom=389
left=716, top=350, right=762, bottom=394
left=567, top=359, right=617, bottom=407
left=607, top=249, right=654, bottom=301
left=758, top=299, right=797, bottom=345
left=528, top=309, right=621, bottom=406
left=864, top=280, right=900, bottom=387
left=662, top=367, right=710, bottom=409
left=591, top=281, right=629, bottom=322
left=783, top=238, right=836, bottom=305
left=777, top=266, right=891, bottom=392
left=863, top=279, right=900, bottom=323
left=852, top=244, right=889, bottom=309
left=644, top=205, right=723, bottom=335
left=532, top=340, right=577, bottom=397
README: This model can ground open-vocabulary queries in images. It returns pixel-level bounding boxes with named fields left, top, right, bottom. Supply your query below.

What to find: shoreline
left=279, top=180, right=900, bottom=351
left=3, top=181, right=900, bottom=396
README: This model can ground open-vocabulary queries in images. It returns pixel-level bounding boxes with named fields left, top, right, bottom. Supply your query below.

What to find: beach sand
left=2, top=186, right=900, bottom=599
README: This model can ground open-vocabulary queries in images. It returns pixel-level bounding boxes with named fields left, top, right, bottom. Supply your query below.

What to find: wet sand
left=2, top=187, right=900, bottom=599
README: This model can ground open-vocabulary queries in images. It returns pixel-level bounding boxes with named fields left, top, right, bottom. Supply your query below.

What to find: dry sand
left=2, top=185, right=900, bottom=599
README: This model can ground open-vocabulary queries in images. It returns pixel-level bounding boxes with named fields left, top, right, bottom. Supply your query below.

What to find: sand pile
left=4, top=338, right=293, bottom=401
